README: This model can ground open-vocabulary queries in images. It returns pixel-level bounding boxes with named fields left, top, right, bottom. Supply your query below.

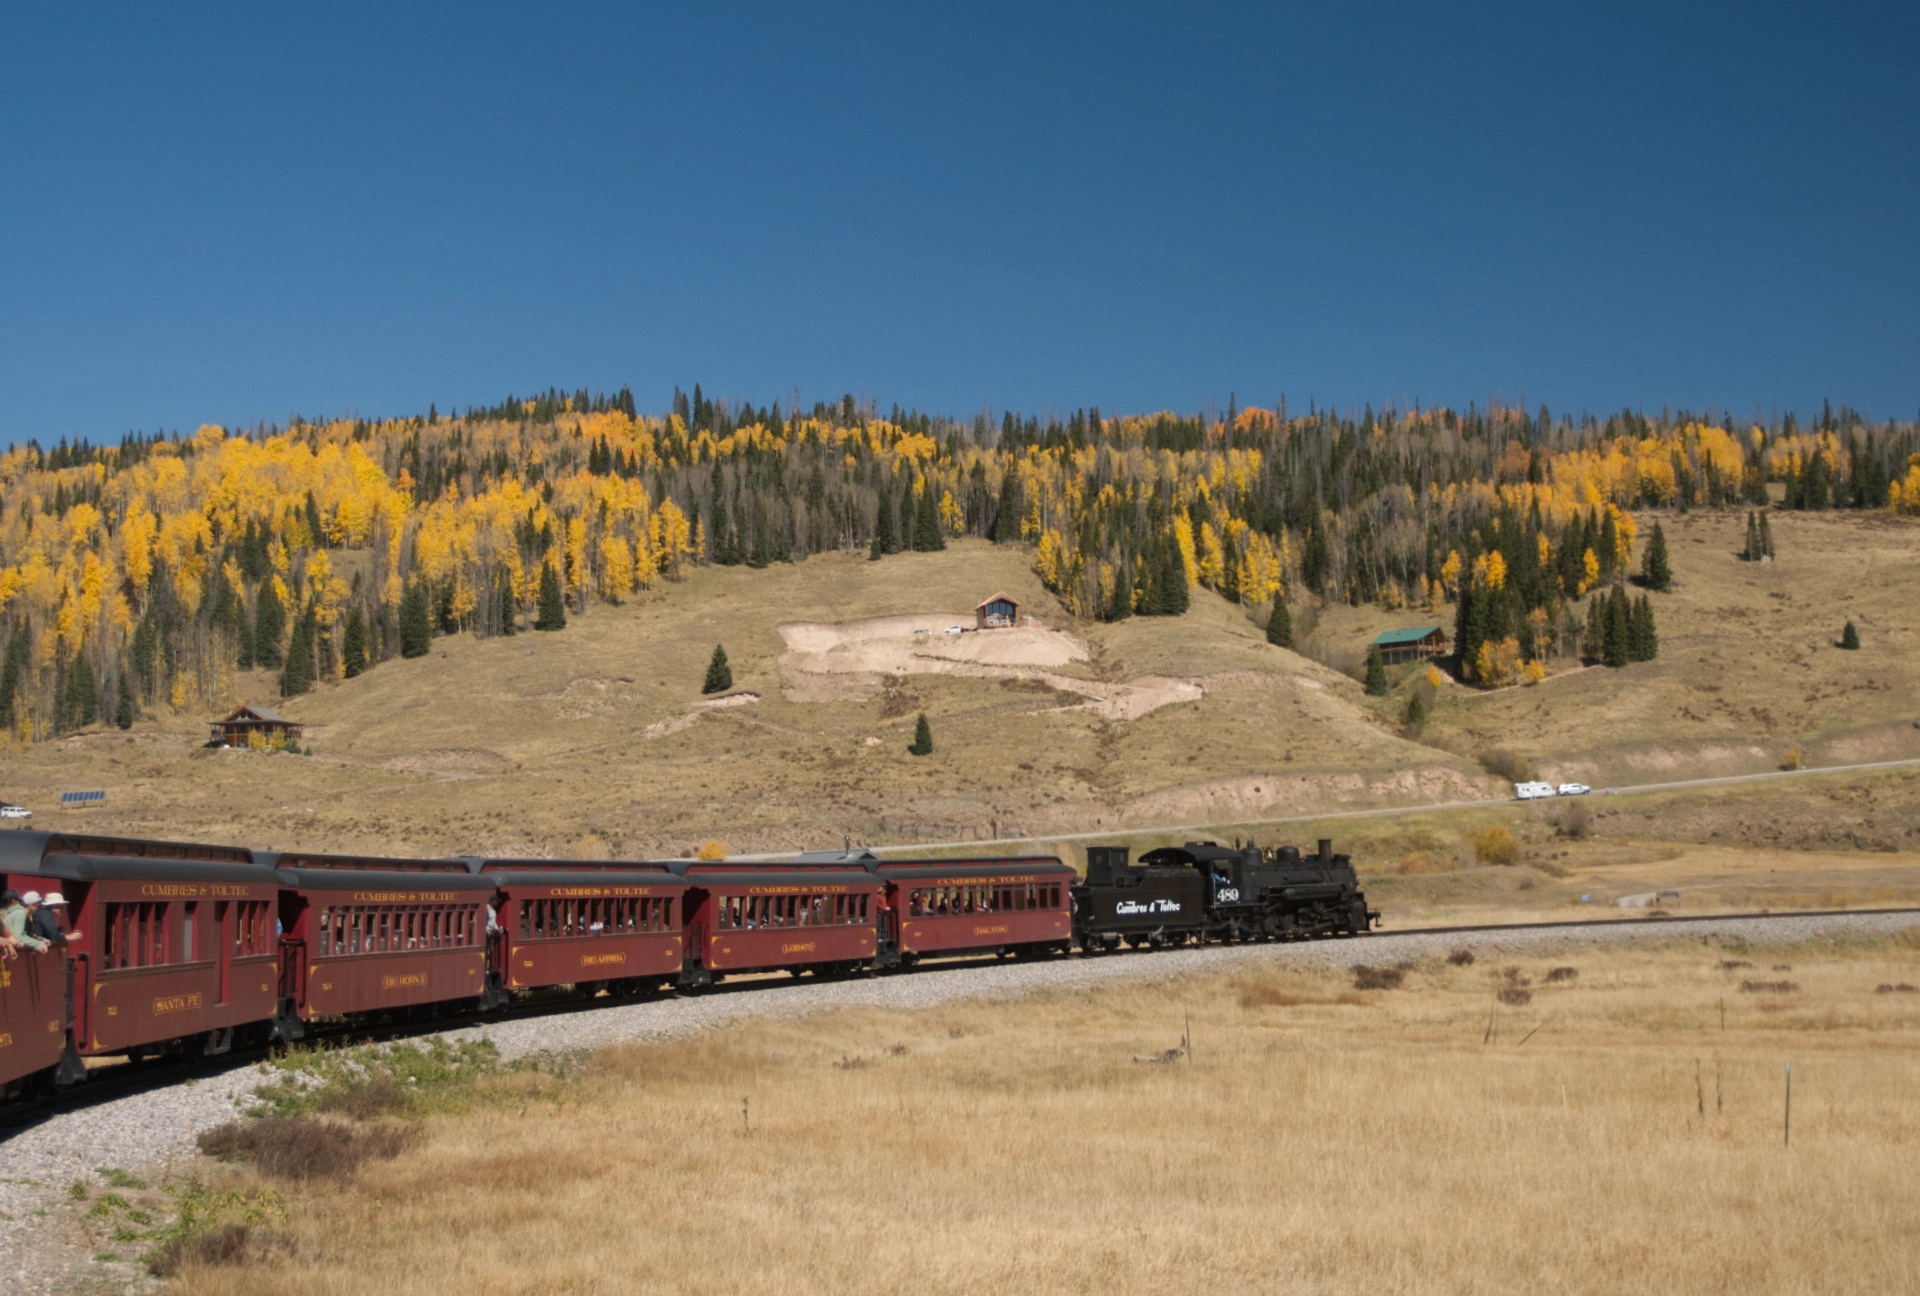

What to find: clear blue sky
left=3, top=2, right=1915, bottom=442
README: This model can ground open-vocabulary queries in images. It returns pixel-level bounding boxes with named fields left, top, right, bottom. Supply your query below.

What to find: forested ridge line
left=1, top=386, right=1915, bottom=743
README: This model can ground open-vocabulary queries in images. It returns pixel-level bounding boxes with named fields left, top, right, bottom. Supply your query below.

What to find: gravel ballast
left=4, top=909, right=1916, bottom=1290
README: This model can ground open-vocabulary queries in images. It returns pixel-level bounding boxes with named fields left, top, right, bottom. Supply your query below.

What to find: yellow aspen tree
left=1173, top=514, right=1199, bottom=587
left=1485, top=551, right=1508, bottom=590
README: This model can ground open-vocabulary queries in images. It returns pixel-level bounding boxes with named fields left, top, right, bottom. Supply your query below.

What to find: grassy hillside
left=0, top=507, right=1915, bottom=868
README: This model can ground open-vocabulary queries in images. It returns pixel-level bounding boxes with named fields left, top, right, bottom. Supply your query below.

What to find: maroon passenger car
left=674, top=862, right=884, bottom=987
left=0, top=830, right=283, bottom=1083
left=271, top=853, right=495, bottom=1026
left=871, top=856, right=1076, bottom=966
left=462, top=859, right=686, bottom=1001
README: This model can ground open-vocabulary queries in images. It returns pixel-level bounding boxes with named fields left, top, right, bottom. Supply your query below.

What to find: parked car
left=0, top=805, right=29, bottom=820
left=1514, top=781, right=1556, bottom=800
left=1556, top=782, right=1590, bottom=797
left=944, top=625, right=965, bottom=635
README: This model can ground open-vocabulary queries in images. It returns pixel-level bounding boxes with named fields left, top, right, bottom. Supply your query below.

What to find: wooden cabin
left=1371, top=625, right=1449, bottom=665
left=975, top=592, right=1019, bottom=630
left=209, top=703, right=303, bottom=748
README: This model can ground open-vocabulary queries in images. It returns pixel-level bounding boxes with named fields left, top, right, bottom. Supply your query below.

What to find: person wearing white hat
left=29, top=893, right=79, bottom=949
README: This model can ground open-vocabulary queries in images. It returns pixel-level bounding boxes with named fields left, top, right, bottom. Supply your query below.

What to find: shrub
left=1466, top=825, right=1516, bottom=866
left=197, top=1118, right=419, bottom=1182
left=1496, top=987, right=1533, bottom=1006
left=1352, top=965, right=1405, bottom=991
left=1394, top=851, right=1455, bottom=876
left=1841, top=620, right=1860, bottom=650
left=1555, top=801, right=1592, bottom=839
left=1446, top=948, right=1475, bottom=966
left=1477, top=748, right=1534, bottom=783
left=1543, top=966, right=1579, bottom=983
left=695, top=839, right=728, bottom=861
left=1739, top=980, right=1799, bottom=994
left=1782, top=744, right=1803, bottom=771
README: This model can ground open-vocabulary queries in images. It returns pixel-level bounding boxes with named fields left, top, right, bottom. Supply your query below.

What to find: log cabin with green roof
left=1371, top=625, right=1448, bottom=665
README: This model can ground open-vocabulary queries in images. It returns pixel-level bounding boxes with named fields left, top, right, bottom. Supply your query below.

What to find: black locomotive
left=1074, top=838, right=1376, bottom=951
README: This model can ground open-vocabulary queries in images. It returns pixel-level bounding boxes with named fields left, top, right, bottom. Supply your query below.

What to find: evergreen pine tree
left=1641, top=521, right=1672, bottom=591
left=254, top=582, right=286, bottom=668
left=401, top=581, right=433, bottom=656
left=1744, top=512, right=1760, bottom=561
left=913, top=481, right=944, bottom=551
left=992, top=470, right=1024, bottom=543
left=281, top=609, right=315, bottom=697
left=702, top=644, right=732, bottom=695
left=872, top=490, right=895, bottom=558
left=1639, top=595, right=1659, bottom=660
left=534, top=564, right=567, bottom=631
left=115, top=667, right=135, bottom=730
left=130, top=614, right=157, bottom=698
left=1159, top=543, right=1190, bottom=615
left=709, top=463, right=737, bottom=565
left=343, top=605, right=368, bottom=678
left=66, top=652, right=97, bottom=728
left=1759, top=511, right=1775, bottom=558
left=1604, top=585, right=1631, bottom=668
left=497, top=570, right=517, bottom=636
left=236, top=606, right=256, bottom=669
left=1454, top=585, right=1480, bottom=676
left=1108, top=559, right=1133, bottom=622
left=908, top=712, right=933, bottom=756
left=889, top=485, right=909, bottom=554
left=1266, top=598, right=1292, bottom=649
left=0, top=622, right=26, bottom=731
left=1404, top=693, right=1425, bottom=729
left=1302, top=525, right=1330, bottom=595
left=1364, top=645, right=1388, bottom=696
left=1841, top=620, right=1860, bottom=650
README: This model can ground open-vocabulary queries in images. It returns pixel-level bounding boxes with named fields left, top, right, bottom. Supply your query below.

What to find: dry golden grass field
left=158, top=928, right=1920, bottom=1296
left=0, top=509, right=1913, bottom=878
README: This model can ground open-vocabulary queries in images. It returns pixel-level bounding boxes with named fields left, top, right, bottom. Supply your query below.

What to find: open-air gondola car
left=270, top=853, right=495, bottom=1026
left=671, top=862, right=883, bottom=986
left=460, top=859, right=686, bottom=1001
left=869, top=856, right=1075, bottom=966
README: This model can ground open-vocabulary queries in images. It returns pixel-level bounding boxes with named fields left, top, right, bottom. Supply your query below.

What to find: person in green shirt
left=0, top=889, right=46, bottom=953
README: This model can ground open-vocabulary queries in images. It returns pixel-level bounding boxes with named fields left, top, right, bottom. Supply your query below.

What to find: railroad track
left=6, top=904, right=1916, bottom=1132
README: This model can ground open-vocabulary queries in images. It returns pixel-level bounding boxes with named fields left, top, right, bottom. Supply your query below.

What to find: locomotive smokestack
left=1317, top=838, right=1331, bottom=865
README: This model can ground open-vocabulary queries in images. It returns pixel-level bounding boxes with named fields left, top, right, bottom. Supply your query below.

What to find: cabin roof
left=1371, top=625, right=1445, bottom=647
left=974, top=591, right=1018, bottom=611
left=216, top=703, right=294, bottom=724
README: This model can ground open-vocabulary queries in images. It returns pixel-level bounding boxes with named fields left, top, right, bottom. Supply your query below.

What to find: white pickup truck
left=1514, top=781, right=1557, bottom=800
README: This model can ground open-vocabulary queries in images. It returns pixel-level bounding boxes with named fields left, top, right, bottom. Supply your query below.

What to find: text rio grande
left=1113, top=898, right=1182, bottom=916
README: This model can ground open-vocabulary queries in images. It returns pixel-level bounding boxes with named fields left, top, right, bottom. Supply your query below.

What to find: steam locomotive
left=1075, top=838, right=1376, bottom=951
